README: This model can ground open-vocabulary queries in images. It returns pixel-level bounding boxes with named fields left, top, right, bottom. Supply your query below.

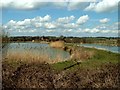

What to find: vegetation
left=9, top=36, right=120, bottom=46
left=2, top=43, right=119, bottom=88
left=50, top=41, right=65, bottom=48
left=52, top=44, right=119, bottom=71
left=1, top=29, right=10, bottom=48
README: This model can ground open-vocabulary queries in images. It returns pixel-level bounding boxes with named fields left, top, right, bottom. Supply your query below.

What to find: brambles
left=2, top=61, right=119, bottom=88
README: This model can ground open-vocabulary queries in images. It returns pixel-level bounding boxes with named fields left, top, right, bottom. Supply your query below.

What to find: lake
left=79, top=44, right=120, bottom=53
left=2, top=42, right=70, bottom=63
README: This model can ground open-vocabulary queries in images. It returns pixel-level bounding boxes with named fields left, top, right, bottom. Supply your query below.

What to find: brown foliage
left=2, top=62, right=119, bottom=89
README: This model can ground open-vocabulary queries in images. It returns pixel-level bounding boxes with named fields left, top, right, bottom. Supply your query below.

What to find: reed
left=6, top=50, right=49, bottom=63
left=6, top=50, right=64, bottom=64
left=70, top=47, right=94, bottom=62
left=49, top=41, right=65, bottom=48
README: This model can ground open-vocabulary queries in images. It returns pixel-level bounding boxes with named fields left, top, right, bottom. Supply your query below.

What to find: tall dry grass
left=70, top=48, right=94, bottom=62
left=49, top=41, right=65, bottom=48
left=5, top=50, right=65, bottom=64
left=6, top=51, right=49, bottom=63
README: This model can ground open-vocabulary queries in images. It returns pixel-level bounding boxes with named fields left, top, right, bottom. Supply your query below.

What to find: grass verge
left=51, top=44, right=119, bottom=71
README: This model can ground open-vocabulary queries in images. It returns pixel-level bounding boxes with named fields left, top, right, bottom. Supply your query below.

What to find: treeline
left=9, top=36, right=120, bottom=46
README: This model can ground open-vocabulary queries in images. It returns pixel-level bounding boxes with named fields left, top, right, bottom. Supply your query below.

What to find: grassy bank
left=52, top=43, right=119, bottom=71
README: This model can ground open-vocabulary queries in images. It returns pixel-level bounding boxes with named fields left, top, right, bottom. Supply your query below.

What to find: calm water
left=79, top=44, right=120, bottom=53
left=3, top=42, right=70, bottom=61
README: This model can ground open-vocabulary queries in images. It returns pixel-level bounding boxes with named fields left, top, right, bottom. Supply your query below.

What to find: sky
left=1, top=0, right=120, bottom=37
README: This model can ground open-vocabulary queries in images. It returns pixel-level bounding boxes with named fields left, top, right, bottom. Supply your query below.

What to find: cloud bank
left=85, top=0, right=119, bottom=12
left=1, top=0, right=119, bottom=13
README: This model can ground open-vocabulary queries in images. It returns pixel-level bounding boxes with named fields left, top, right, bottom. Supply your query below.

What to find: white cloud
left=82, top=28, right=118, bottom=34
left=96, top=22, right=118, bottom=30
left=44, top=22, right=56, bottom=29
left=7, top=19, right=32, bottom=27
left=17, top=19, right=31, bottom=26
left=34, top=23, right=42, bottom=28
left=83, top=28, right=112, bottom=33
left=1, top=0, right=48, bottom=10
left=0, top=0, right=95, bottom=10
left=100, top=30, right=112, bottom=33
left=31, top=15, right=51, bottom=22
left=2, top=25, right=8, bottom=29
left=5, top=15, right=51, bottom=29
left=90, top=28, right=100, bottom=33
left=76, top=15, right=89, bottom=24
left=63, top=29, right=73, bottom=32
left=57, top=16, right=75, bottom=23
left=1, top=0, right=118, bottom=13
left=64, top=23, right=78, bottom=29
left=51, top=2, right=67, bottom=9
left=99, top=18, right=110, bottom=23
left=67, top=2, right=90, bottom=10
left=46, top=29, right=55, bottom=32
left=3, top=15, right=118, bottom=36
left=7, top=20, right=16, bottom=26
left=5, top=15, right=52, bottom=33
left=29, top=29, right=37, bottom=32
left=85, top=0, right=119, bottom=13
left=43, top=15, right=51, bottom=22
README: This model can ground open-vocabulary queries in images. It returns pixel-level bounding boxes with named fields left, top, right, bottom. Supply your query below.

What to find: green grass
left=51, top=44, right=119, bottom=71
left=51, top=60, right=76, bottom=71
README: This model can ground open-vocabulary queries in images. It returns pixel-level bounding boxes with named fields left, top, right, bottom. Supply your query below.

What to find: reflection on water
left=79, top=44, right=120, bottom=53
left=3, top=43, right=70, bottom=62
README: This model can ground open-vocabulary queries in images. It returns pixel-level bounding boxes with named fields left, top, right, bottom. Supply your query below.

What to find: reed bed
left=6, top=49, right=65, bottom=64
left=50, top=41, right=65, bottom=48
left=4, top=42, right=70, bottom=64
left=70, top=47, right=94, bottom=62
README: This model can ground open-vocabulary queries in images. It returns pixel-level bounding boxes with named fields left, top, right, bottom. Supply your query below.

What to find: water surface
left=79, top=44, right=119, bottom=53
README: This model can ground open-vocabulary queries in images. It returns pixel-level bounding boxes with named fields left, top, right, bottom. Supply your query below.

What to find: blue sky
left=1, top=0, right=119, bottom=37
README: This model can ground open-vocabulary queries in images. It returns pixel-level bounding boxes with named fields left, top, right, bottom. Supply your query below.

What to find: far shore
left=8, top=40, right=120, bottom=47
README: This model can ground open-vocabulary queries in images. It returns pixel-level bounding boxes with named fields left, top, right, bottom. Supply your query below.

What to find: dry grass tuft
left=6, top=50, right=50, bottom=63
left=70, top=47, right=94, bottom=62
left=49, top=41, right=65, bottom=48
left=6, top=50, right=65, bottom=64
